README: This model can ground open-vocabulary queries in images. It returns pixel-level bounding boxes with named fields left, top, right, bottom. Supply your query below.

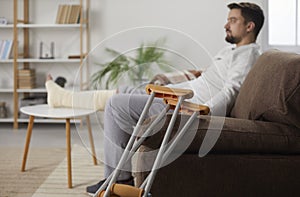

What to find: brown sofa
left=136, top=50, right=300, bottom=196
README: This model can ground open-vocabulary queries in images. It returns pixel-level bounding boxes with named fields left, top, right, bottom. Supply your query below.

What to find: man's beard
left=225, top=35, right=239, bottom=44
left=225, top=31, right=241, bottom=44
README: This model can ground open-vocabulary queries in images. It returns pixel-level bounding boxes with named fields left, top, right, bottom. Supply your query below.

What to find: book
left=69, top=5, right=81, bottom=24
left=68, top=54, right=86, bottom=59
left=64, top=5, right=72, bottom=24
left=5, top=40, right=13, bottom=59
left=61, top=5, right=68, bottom=24
left=18, top=69, right=35, bottom=73
left=55, top=4, right=81, bottom=24
left=1, top=40, right=13, bottom=60
left=56, top=4, right=67, bottom=24
left=55, top=5, right=64, bottom=24
left=18, top=70, right=35, bottom=77
left=0, top=40, right=4, bottom=58
left=17, top=69, right=36, bottom=89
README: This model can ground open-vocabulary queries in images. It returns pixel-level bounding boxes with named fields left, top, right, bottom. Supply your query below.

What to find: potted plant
left=90, top=39, right=170, bottom=89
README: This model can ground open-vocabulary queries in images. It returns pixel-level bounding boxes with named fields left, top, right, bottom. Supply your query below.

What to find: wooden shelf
left=1, top=24, right=84, bottom=29
left=0, top=59, right=14, bottom=63
left=0, top=118, right=14, bottom=123
left=16, top=58, right=81, bottom=63
left=0, top=24, right=14, bottom=28
left=16, top=24, right=83, bottom=28
left=17, top=88, right=46, bottom=93
left=0, top=88, right=14, bottom=93
left=1, top=0, right=90, bottom=129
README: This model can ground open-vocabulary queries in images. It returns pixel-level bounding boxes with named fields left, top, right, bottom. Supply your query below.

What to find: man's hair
left=228, top=2, right=264, bottom=38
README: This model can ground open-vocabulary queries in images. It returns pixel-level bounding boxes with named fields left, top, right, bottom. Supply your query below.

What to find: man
left=46, top=2, right=264, bottom=195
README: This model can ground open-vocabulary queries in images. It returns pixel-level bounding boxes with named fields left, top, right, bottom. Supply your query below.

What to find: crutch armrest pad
left=145, top=84, right=194, bottom=100
left=165, top=99, right=210, bottom=115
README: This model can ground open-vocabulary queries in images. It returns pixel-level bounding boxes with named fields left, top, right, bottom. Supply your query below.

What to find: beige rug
left=0, top=147, right=65, bottom=197
left=0, top=145, right=104, bottom=197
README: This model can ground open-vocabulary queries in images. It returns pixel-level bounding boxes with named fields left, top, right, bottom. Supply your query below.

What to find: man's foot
left=46, top=74, right=53, bottom=81
left=86, top=176, right=134, bottom=196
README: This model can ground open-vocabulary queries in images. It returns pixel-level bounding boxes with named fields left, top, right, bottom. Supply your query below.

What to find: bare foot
left=47, top=74, right=53, bottom=81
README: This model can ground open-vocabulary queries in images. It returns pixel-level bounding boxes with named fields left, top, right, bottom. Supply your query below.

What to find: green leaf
left=90, top=38, right=171, bottom=89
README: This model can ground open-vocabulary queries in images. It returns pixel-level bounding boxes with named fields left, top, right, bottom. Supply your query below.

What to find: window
left=265, top=0, right=300, bottom=52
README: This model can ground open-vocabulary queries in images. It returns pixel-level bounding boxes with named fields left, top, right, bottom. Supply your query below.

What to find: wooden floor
left=31, top=144, right=104, bottom=197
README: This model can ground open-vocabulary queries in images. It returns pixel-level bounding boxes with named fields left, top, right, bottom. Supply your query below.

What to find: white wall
left=89, top=0, right=265, bottom=73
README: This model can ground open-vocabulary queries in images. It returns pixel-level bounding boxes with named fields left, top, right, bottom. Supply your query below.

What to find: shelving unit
left=0, top=0, right=90, bottom=128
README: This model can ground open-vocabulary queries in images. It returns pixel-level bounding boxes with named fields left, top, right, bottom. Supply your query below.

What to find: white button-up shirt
left=170, top=43, right=261, bottom=116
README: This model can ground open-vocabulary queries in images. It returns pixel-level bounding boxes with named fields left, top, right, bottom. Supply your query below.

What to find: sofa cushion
left=230, top=50, right=300, bottom=129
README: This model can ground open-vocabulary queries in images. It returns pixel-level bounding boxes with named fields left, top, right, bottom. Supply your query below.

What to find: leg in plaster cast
left=45, top=74, right=116, bottom=111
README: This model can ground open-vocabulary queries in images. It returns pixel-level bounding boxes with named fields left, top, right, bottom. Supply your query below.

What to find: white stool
left=20, top=104, right=98, bottom=188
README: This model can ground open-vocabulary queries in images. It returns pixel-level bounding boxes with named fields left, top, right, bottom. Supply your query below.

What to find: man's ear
left=247, top=21, right=255, bottom=33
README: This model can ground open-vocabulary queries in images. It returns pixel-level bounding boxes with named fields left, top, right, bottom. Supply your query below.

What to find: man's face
left=224, top=9, right=249, bottom=44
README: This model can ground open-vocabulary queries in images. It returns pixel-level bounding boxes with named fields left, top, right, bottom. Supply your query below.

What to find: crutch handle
left=145, top=84, right=193, bottom=100
left=164, top=98, right=210, bottom=115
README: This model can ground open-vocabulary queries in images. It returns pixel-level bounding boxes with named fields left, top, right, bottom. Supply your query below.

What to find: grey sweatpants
left=103, top=86, right=166, bottom=180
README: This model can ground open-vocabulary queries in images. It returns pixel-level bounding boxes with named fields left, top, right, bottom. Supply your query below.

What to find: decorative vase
left=0, top=102, right=7, bottom=118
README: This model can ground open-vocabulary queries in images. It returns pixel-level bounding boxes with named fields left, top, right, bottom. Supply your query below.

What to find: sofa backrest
left=230, top=50, right=300, bottom=129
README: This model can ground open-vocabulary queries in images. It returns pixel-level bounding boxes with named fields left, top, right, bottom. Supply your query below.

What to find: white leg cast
left=45, top=80, right=116, bottom=110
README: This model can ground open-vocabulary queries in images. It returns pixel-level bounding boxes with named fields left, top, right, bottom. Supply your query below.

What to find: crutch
left=95, top=84, right=209, bottom=197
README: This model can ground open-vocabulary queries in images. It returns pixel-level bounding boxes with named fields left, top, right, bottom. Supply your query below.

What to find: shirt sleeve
left=204, top=46, right=260, bottom=116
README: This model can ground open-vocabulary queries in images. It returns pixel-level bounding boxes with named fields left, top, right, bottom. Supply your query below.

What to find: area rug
left=0, top=145, right=104, bottom=197
left=0, top=147, right=65, bottom=197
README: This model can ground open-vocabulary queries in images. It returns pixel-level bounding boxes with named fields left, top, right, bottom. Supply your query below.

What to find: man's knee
left=105, top=94, right=131, bottom=117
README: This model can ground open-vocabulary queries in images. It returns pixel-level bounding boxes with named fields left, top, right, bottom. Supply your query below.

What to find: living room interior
left=1, top=0, right=300, bottom=197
